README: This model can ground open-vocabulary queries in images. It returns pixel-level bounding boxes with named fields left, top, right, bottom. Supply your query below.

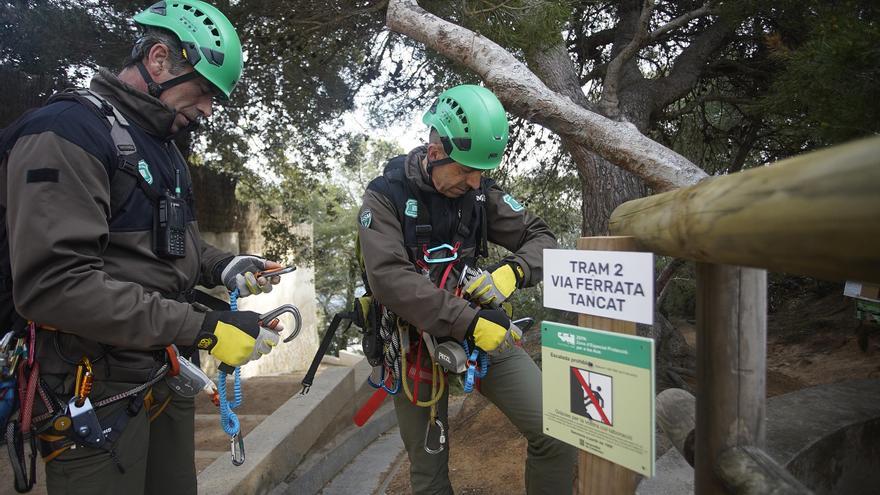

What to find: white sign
left=543, top=249, right=654, bottom=324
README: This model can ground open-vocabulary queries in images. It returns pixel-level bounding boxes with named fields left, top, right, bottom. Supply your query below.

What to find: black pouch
left=358, top=297, right=384, bottom=367
left=153, top=194, right=186, bottom=259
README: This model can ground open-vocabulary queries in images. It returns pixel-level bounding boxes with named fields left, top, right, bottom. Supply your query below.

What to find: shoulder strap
left=367, top=156, right=432, bottom=264
left=47, top=89, right=159, bottom=217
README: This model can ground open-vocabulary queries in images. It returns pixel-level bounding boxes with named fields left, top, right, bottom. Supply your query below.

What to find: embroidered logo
left=503, top=194, right=524, bottom=212
left=137, top=159, right=154, bottom=184
left=405, top=199, right=418, bottom=218
left=360, top=209, right=372, bottom=228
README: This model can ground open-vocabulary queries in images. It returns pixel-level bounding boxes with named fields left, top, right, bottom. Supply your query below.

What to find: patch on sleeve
left=26, top=168, right=60, bottom=184
left=360, top=209, right=372, bottom=228
left=405, top=199, right=418, bottom=218
left=502, top=193, right=524, bottom=212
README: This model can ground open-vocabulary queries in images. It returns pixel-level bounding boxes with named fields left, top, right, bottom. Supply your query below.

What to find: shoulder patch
left=137, top=159, right=154, bottom=184
left=360, top=209, right=372, bottom=228
left=405, top=198, right=418, bottom=218
left=502, top=193, right=524, bottom=212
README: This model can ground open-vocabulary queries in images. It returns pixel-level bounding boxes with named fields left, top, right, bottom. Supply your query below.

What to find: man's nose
left=197, top=96, right=213, bottom=118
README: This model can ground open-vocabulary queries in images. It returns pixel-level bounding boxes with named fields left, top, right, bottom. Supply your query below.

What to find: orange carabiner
left=73, top=357, right=93, bottom=407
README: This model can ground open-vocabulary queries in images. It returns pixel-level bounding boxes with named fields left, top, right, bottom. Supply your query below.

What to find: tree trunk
left=525, top=38, right=648, bottom=236
left=574, top=145, right=647, bottom=236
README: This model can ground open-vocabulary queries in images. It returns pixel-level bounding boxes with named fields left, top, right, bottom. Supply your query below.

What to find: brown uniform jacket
left=0, top=69, right=228, bottom=380
left=358, top=146, right=557, bottom=342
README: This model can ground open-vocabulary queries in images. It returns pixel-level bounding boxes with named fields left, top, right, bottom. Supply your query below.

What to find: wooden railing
left=603, top=137, right=880, bottom=494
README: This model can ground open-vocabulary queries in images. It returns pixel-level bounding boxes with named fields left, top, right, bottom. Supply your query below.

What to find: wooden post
left=575, top=236, right=642, bottom=495
left=695, top=264, right=767, bottom=494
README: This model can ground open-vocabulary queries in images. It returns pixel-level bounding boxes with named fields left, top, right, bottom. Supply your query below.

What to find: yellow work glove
left=467, top=308, right=521, bottom=352
left=196, top=311, right=281, bottom=369
left=464, top=262, right=524, bottom=307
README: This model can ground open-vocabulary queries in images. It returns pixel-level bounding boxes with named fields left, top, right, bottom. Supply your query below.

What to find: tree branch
left=386, top=0, right=707, bottom=190
left=648, top=2, right=713, bottom=41
left=598, top=0, right=655, bottom=119
left=658, top=94, right=752, bottom=120
left=650, top=15, right=741, bottom=112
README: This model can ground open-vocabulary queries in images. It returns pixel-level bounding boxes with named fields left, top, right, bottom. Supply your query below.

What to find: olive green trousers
left=40, top=377, right=196, bottom=495
left=393, top=345, right=576, bottom=495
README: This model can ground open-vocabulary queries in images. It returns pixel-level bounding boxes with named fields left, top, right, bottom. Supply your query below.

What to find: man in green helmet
left=0, top=2, right=287, bottom=493
left=357, top=84, right=576, bottom=494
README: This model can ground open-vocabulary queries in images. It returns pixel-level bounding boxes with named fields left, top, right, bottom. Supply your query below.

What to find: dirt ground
left=384, top=290, right=880, bottom=494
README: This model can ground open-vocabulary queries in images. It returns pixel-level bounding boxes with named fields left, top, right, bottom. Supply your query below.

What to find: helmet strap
left=136, top=61, right=200, bottom=98
left=426, top=157, right=455, bottom=177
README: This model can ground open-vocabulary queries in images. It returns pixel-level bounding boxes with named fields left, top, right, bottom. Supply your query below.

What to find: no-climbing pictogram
left=570, top=366, right=613, bottom=426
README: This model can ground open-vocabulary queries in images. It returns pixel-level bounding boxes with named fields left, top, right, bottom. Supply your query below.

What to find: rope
left=378, top=308, right=401, bottom=394
left=217, top=289, right=243, bottom=438
left=462, top=341, right=488, bottom=394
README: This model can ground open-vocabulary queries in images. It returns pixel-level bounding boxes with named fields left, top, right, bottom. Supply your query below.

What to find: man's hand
left=220, top=255, right=284, bottom=297
left=196, top=310, right=284, bottom=368
left=464, top=261, right=524, bottom=307
left=467, top=308, right=521, bottom=352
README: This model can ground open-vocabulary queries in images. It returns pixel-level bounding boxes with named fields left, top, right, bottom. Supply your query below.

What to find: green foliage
left=312, top=134, right=403, bottom=351
left=761, top=1, right=880, bottom=145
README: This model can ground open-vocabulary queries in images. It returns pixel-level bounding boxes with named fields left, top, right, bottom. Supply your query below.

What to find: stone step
left=197, top=364, right=360, bottom=494
left=271, top=402, right=399, bottom=495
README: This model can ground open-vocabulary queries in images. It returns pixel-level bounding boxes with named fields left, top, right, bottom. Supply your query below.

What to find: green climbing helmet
left=422, top=85, right=509, bottom=170
left=134, top=0, right=243, bottom=99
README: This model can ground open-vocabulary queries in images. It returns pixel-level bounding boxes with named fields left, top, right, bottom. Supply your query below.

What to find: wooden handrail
left=609, top=137, right=880, bottom=283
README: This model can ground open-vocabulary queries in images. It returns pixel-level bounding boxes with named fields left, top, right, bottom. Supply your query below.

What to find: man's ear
left=145, top=43, right=170, bottom=78
left=426, top=142, right=446, bottom=162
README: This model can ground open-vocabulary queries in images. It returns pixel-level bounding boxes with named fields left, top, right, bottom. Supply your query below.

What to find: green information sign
left=542, top=321, right=655, bottom=476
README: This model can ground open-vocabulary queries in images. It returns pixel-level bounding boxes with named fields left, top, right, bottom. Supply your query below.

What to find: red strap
left=354, top=387, right=388, bottom=427
left=406, top=362, right=435, bottom=382
left=19, top=361, right=39, bottom=432
left=412, top=334, right=424, bottom=404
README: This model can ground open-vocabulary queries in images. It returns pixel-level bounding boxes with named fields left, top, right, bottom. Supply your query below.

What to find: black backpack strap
left=47, top=89, right=159, bottom=217
left=477, top=178, right=490, bottom=259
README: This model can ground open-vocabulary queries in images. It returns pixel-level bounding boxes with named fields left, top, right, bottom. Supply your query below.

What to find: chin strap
left=426, top=157, right=455, bottom=178
left=136, top=61, right=200, bottom=98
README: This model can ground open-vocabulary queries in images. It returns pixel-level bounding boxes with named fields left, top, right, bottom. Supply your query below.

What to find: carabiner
left=230, top=432, right=245, bottom=466
left=423, top=417, right=446, bottom=455
left=423, top=244, right=458, bottom=264
left=258, top=304, right=304, bottom=343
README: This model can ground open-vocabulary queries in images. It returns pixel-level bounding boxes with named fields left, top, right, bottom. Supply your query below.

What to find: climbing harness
left=3, top=319, right=172, bottom=492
